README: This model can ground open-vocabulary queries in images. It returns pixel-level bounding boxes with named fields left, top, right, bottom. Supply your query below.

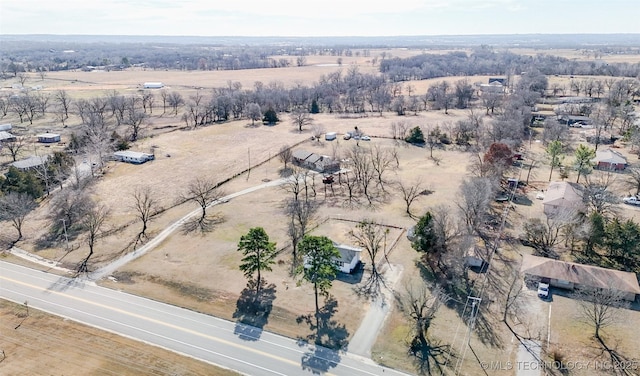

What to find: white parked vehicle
left=361, top=135, right=371, bottom=141
left=623, top=196, right=640, bottom=206
left=537, top=282, right=550, bottom=299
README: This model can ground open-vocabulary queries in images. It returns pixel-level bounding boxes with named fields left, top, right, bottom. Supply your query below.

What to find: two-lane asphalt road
left=0, top=262, right=412, bottom=376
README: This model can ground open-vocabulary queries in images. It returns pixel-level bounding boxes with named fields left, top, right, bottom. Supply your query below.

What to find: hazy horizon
left=2, top=0, right=639, bottom=37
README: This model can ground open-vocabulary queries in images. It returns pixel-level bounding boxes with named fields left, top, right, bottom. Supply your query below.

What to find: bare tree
left=245, top=103, right=262, bottom=126
left=626, top=167, right=640, bottom=196
left=0, top=192, right=37, bottom=242
left=54, top=90, right=72, bottom=120
left=77, top=204, right=109, bottom=273
left=124, top=106, right=147, bottom=141
left=3, top=136, right=26, bottom=162
left=311, top=124, right=326, bottom=141
left=167, top=91, right=184, bottom=115
left=349, top=219, right=388, bottom=298
left=285, top=198, right=318, bottom=265
left=456, top=177, right=493, bottom=235
left=577, top=286, right=630, bottom=340
left=131, top=186, right=159, bottom=243
left=397, top=178, right=424, bottom=218
left=395, top=283, right=451, bottom=374
left=290, top=107, right=312, bottom=132
left=522, top=209, right=578, bottom=257
left=181, top=178, right=225, bottom=232
left=369, top=145, right=393, bottom=192
left=583, top=172, right=619, bottom=218
left=278, top=145, right=293, bottom=171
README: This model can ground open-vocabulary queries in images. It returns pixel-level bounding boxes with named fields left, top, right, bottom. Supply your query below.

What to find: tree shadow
left=232, top=280, right=276, bottom=341
left=180, top=213, right=225, bottom=234
left=415, top=260, right=503, bottom=348
left=300, top=345, right=342, bottom=375
left=296, top=296, right=349, bottom=350
left=409, top=337, right=452, bottom=376
left=279, top=167, right=294, bottom=178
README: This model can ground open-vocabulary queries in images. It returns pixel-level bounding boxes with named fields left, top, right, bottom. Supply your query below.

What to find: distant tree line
left=380, top=47, right=640, bottom=82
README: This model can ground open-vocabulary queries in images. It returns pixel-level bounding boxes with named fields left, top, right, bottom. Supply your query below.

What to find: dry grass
left=0, top=299, right=239, bottom=376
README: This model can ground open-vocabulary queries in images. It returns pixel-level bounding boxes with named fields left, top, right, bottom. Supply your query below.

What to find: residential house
left=114, top=150, right=155, bottom=164
left=0, top=131, right=16, bottom=142
left=592, top=148, right=627, bottom=171
left=36, top=133, right=61, bottom=143
left=521, top=254, right=640, bottom=301
left=303, top=242, right=362, bottom=274
left=542, top=181, right=585, bottom=217
left=291, top=150, right=340, bottom=173
left=11, top=155, right=49, bottom=170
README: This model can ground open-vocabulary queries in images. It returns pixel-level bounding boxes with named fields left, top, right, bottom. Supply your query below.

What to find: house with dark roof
left=592, top=148, right=627, bottom=171
left=521, top=254, right=640, bottom=301
left=291, top=150, right=340, bottom=173
left=542, top=181, right=585, bottom=217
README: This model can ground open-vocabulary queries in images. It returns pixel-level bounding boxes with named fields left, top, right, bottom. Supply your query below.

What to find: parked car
left=623, top=196, right=640, bottom=206
left=537, top=282, right=550, bottom=299
left=361, top=135, right=371, bottom=141
left=343, top=133, right=351, bottom=140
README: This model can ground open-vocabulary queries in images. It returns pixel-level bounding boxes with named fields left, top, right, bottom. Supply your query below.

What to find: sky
left=1, top=0, right=639, bottom=37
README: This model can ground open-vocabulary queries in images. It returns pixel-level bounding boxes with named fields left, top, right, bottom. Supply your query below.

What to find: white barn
left=143, top=82, right=164, bottom=89
left=114, top=150, right=155, bottom=164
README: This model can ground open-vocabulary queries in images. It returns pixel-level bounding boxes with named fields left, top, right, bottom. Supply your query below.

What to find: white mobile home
left=0, top=123, right=12, bottom=131
left=36, top=133, right=61, bottom=143
left=143, top=82, right=164, bottom=89
left=114, top=150, right=155, bottom=164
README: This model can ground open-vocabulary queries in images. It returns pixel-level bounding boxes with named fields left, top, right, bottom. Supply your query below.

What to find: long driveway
left=0, top=262, right=412, bottom=376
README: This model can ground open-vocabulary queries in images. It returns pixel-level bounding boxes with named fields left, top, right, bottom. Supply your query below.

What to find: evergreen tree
left=405, top=126, right=425, bottom=144
left=310, top=99, right=320, bottom=114
left=263, top=108, right=279, bottom=125
left=237, top=227, right=277, bottom=295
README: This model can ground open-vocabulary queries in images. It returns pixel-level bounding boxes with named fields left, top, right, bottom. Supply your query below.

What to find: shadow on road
left=232, top=280, right=276, bottom=341
left=301, top=345, right=341, bottom=375
left=296, top=296, right=349, bottom=350
left=46, top=275, right=86, bottom=293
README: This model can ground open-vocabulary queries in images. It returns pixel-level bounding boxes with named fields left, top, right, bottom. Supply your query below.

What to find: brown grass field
left=0, top=299, right=240, bottom=376
left=2, top=47, right=640, bottom=375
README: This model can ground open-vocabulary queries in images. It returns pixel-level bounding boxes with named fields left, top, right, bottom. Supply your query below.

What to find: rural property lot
left=2, top=45, right=640, bottom=376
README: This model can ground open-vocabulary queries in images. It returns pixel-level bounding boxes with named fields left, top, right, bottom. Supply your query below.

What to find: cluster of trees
left=380, top=47, right=640, bottom=82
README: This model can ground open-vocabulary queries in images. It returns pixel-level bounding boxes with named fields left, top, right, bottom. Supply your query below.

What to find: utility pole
left=60, top=218, right=69, bottom=251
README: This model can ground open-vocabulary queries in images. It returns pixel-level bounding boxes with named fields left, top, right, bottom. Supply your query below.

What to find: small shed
left=114, top=150, right=155, bottom=164
left=465, top=247, right=485, bottom=268
left=0, top=131, right=16, bottom=142
left=143, top=82, right=164, bottom=89
left=36, top=133, right=61, bottom=143
left=11, top=155, right=49, bottom=170
left=325, top=132, right=337, bottom=141
left=592, top=148, right=627, bottom=171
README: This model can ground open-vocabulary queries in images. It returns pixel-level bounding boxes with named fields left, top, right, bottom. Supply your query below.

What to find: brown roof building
left=521, top=254, right=640, bottom=301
